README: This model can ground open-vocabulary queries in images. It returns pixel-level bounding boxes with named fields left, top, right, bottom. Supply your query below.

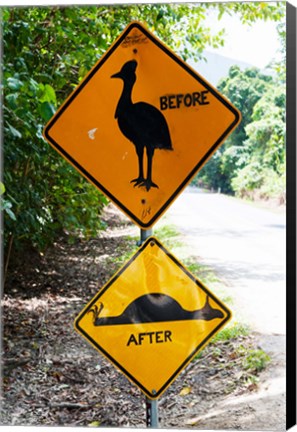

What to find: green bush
left=232, top=164, right=285, bottom=203
left=242, top=349, right=270, bottom=373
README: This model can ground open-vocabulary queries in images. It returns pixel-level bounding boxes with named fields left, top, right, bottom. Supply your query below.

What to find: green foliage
left=0, top=182, right=5, bottom=195
left=183, top=257, right=219, bottom=285
left=212, top=322, right=250, bottom=342
left=231, top=82, right=286, bottom=202
left=241, top=348, right=270, bottom=373
left=2, top=7, right=114, bottom=254
left=231, top=162, right=285, bottom=202
left=154, top=224, right=184, bottom=250
left=245, top=86, right=285, bottom=171
left=216, top=1, right=285, bottom=24
left=197, top=62, right=286, bottom=201
left=196, top=2, right=285, bottom=200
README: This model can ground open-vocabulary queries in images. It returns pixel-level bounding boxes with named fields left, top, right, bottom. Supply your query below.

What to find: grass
left=183, top=257, right=220, bottom=286
left=241, top=348, right=271, bottom=373
left=211, top=322, right=250, bottom=343
left=194, top=322, right=271, bottom=390
left=194, top=322, right=250, bottom=360
left=154, top=224, right=184, bottom=250
left=105, top=224, right=181, bottom=270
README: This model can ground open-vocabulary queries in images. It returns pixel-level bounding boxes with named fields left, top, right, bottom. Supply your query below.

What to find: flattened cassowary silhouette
left=111, top=60, right=172, bottom=191
left=88, top=293, right=224, bottom=326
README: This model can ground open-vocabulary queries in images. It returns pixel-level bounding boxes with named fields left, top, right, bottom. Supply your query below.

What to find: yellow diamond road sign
left=74, top=237, right=231, bottom=399
left=43, top=21, right=241, bottom=229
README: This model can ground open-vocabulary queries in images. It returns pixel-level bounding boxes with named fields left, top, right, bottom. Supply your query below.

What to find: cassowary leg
left=139, top=148, right=159, bottom=191
left=130, top=146, right=145, bottom=187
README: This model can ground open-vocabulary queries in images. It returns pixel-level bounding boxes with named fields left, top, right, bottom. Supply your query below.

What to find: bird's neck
left=115, top=81, right=134, bottom=118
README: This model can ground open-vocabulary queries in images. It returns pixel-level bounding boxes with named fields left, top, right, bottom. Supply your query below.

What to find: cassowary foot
left=130, top=177, right=145, bottom=187
left=138, top=179, right=159, bottom=192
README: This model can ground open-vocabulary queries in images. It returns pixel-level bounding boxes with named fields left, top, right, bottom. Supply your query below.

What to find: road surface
left=165, top=187, right=286, bottom=336
left=156, top=187, right=286, bottom=430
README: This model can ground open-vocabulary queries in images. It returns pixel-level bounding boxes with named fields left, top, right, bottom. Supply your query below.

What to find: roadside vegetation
left=193, top=31, right=286, bottom=203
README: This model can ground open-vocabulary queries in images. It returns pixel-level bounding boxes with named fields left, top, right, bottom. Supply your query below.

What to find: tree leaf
left=44, top=84, right=57, bottom=104
left=0, top=182, right=5, bottom=195
left=7, top=76, right=23, bottom=90
left=38, top=101, right=56, bottom=122
left=179, top=386, right=192, bottom=396
left=186, top=416, right=200, bottom=426
left=7, top=122, right=22, bottom=138
left=6, top=93, right=19, bottom=109
left=88, top=421, right=101, bottom=427
left=2, top=200, right=17, bottom=221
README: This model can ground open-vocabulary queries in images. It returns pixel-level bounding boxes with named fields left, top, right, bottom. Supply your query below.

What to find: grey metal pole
left=139, top=229, right=159, bottom=428
left=146, top=396, right=159, bottom=428
left=140, top=228, right=153, bottom=245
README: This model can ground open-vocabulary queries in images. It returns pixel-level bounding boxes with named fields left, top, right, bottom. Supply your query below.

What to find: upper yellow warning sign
left=44, top=21, right=241, bottom=229
left=74, top=237, right=232, bottom=399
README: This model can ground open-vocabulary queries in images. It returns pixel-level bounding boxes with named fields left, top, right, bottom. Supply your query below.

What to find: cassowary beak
left=111, top=71, right=122, bottom=79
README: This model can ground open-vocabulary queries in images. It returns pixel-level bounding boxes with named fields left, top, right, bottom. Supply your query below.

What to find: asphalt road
left=165, top=187, right=286, bottom=336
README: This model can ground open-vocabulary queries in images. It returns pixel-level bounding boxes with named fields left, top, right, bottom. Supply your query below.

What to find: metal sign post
left=140, top=228, right=153, bottom=245
left=146, top=395, right=159, bottom=428
left=139, top=229, right=158, bottom=428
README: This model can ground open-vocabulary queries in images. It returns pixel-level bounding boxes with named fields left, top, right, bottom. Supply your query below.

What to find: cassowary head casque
left=111, top=60, right=138, bottom=82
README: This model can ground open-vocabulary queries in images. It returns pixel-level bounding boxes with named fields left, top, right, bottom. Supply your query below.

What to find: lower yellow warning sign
left=74, top=237, right=231, bottom=399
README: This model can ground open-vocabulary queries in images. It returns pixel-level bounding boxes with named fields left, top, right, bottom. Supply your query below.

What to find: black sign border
left=74, top=236, right=232, bottom=399
left=44, top=21, right=241, bottom=229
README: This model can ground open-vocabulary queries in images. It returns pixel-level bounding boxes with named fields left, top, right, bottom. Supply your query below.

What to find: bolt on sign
left=43, top=21, right=241, bottom=229
left=74, top=237, right=231, bottom=399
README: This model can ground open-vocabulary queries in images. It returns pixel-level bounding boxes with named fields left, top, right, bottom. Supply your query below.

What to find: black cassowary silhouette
left=111, top=60, right=172, bottom=191
left=88, top=293, right=224, bottom=326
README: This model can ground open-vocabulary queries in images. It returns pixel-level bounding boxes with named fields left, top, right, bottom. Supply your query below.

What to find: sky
left=202, top=8, right=283, bottom=69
